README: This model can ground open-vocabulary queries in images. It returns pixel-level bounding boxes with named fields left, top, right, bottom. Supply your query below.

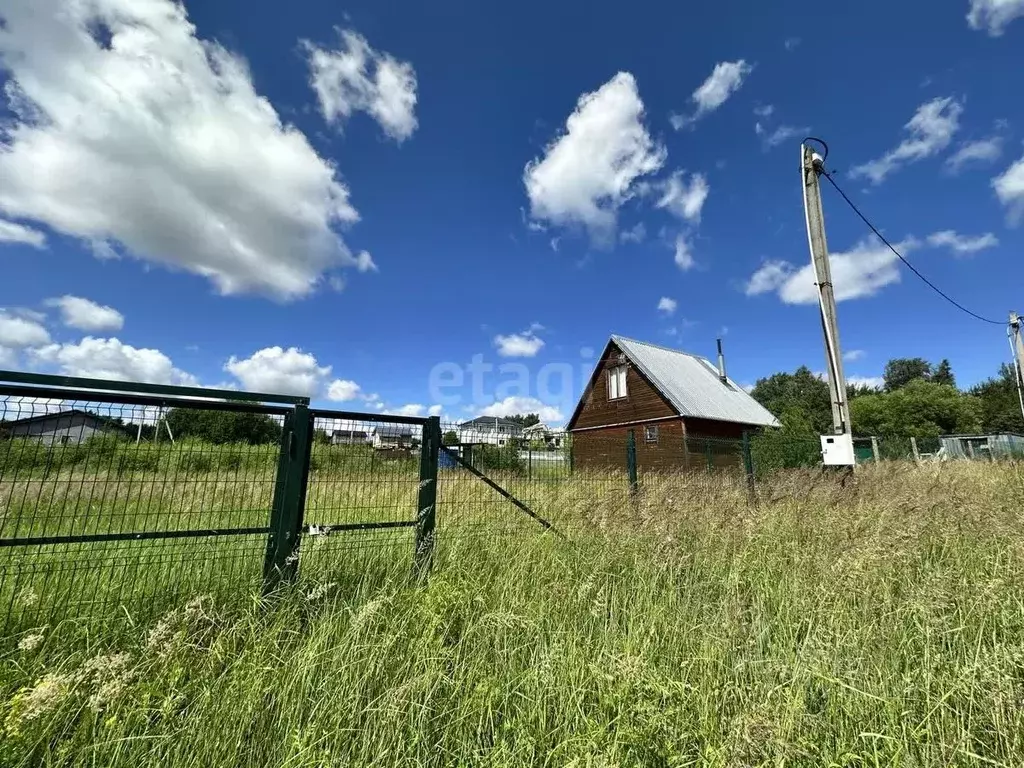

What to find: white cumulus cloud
left=967, top=0, right=1024, bottom=35
left=386, top=404, right=425, bottom=418
left=0, top=312, right=50, bottom=348
left=45, top=295, right=124, bottom=332
left=0, top=0, right=367, bottom=299
left=30, top=337, right=196, bottom=385
left=225, top=347, right=331, bottom=397
left=656, top=171, right=709, bottom=223
left=756, top=123, right=810, bottom=150
left=671, top=60, right=753, bottom=129
left=673, top=235, right=695, bottom=271
left=745, top=237, right=920, bottom=304
left=619, top=222, right=646, bottom=243
left=326, top=379, right=361, bottom=401
left=926, top=230, right=998, bottom=254
left=0, top=218, right=46, bottom=248
left=850, top=97, right=963, bottom=184
left=303, top=29, right=418, bottom=143
left=993, top=153, right=1024, bottom=223
left=494, top=328, right=545, bottom=358
left=945, top=137, right=1003, bottom=173
left=844, top=349, right=866, bottom=362
left=657, top=297, right=677, bottom=315
left=523, top=72, right=666, bottom=243
left=477, top=396, right=564, bottom=426
left=847, top=376, right=884, bottom=390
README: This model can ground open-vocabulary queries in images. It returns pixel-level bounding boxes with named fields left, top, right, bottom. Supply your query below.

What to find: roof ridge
left=611, top=334, right=708, bottom=361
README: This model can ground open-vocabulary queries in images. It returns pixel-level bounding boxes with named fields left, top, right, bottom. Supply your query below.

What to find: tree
left=750, top=367, right=833, bottom=436
left=931, top=359, right=956, bottom=389
left=850, top=380, right=982, bottom=437
left=165, top=408, right=281, bottom=445
left=883, top=358, right=932, bottom=392
left=442, top=430, right=459, bottom=446
left=313, top=428, right=331, bottom=446
left=970, top=364, right=1024, bottom=434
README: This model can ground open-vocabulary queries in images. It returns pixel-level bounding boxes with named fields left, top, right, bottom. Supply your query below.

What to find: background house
left=522, top=422, right=566, bottom=449
left=371, top=424, right=415, bottom=450
left=456, top=416, right=523, bottom=446
left=566, top=336, right=780, bottom=471
left=0, top=409, right=125, bottom=446
left=331, top=429, right=368, bottom=446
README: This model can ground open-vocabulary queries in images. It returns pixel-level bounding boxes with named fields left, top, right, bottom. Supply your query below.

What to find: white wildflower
left=146, top=609, right=180, bottom=656
left=17, top=629, right=46, bottom=652
left=305, top=582, right=337, bottom=602
left=14, top=673, right=74, bottom=723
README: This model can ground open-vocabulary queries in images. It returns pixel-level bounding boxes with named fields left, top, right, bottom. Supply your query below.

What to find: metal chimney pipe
left=716, top=338, right=728, bottom=383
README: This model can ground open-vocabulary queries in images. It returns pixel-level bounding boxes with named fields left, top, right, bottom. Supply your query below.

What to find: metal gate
left=0, top=372, right=555, bottom=635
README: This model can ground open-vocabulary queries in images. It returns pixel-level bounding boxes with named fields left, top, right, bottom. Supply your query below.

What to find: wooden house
left=566, top=336, right=779, bottom=471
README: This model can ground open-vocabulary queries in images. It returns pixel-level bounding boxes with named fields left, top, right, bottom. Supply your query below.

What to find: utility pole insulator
left=802, top=143, right=854, bottom=468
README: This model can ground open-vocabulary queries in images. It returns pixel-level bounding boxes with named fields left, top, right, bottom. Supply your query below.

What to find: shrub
left=473, top=443, right=523, bottom=473
left=177, top=452, right=215, bottom=473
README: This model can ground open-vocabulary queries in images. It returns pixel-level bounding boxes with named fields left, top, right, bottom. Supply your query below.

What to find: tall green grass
left=1, top=462, right=1023, bottom=766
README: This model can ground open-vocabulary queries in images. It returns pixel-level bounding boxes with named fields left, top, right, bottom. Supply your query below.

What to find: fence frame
left=0, top=371, right=456, bottom=630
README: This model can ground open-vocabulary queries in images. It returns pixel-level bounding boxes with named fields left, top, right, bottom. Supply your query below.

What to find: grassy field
left=1, top=459, right=1024, bottom=766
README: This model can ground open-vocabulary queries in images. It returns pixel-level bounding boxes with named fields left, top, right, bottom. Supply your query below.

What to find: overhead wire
left=815, top=165, right=1005, bottom=326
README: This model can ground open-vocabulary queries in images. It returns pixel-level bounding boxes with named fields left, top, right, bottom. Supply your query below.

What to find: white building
left=522, top=422, right=566, bottom=449
left=456, top=416, right=523, bottom=446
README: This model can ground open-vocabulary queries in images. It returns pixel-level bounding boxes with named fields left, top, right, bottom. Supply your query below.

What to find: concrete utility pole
left=802, top=144, right=851, bottom=435
left=801, top=143, right=854, bottom=468
left=1011, top=312, right=1024, bottom=423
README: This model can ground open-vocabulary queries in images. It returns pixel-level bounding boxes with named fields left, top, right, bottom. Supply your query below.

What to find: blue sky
left=1, top=0, right=1023, bottom=425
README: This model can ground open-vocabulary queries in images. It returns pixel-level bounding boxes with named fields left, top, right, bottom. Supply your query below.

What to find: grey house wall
left=6, top=413, right=106, bottom=446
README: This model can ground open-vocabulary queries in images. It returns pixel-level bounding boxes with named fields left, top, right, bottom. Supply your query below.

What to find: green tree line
left=750, top=358, right=1023, bottom=439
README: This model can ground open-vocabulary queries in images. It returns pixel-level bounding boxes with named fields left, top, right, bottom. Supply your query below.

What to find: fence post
left=263, top=403, right=313, bottom=594
left=741, top=431, right=756, bottom=498
left=414, top=416, right=440, bottom=580
left=528, top=448, right=532, bottom=480
left=910, top=437, right=921, bottom=465
left=705, top=439, right=713, bottom=472
left=870, top=436, right=880, bottom=462
left=626, top=429, right=638, bottom=498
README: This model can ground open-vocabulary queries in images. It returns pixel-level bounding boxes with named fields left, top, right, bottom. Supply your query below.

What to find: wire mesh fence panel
left=0, top=391, right=288, bottom=635
left=747, top=432, right=823, bottom=478
left=299, top=413, right=424, bottom=579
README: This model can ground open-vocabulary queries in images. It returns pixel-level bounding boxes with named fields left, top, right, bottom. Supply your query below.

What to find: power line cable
left=817, top=167, right=1004, bottom=326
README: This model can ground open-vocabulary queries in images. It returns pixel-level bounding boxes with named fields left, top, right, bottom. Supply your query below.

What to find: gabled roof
left=375, top=424, right=415, bottom=438
left=567, top=336, right=781, bottom=430
left=1, top=408, right=111, bottom=429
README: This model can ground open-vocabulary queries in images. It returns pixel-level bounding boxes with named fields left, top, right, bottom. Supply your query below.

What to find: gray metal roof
left=612, top=336, right=781, bottom=428
left=458, top=416, right=523, bottom=431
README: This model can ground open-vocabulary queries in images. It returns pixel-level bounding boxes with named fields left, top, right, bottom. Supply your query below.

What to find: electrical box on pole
left=801, top=142, right=854, bottom=467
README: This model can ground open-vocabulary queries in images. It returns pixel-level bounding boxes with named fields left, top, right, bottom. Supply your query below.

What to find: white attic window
left=608, top=365, right=628, bottom=400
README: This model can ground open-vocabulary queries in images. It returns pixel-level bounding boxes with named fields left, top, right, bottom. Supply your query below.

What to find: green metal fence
left=4, top=369, right=1011, bottom=635
left=0, top=372, right=449, bottom=635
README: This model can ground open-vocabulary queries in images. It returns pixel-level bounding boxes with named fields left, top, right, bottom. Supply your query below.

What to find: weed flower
left=11, top=673, right=74, bottom=724
left=146, top=609, right=181, bottom=656
left=305, top=582, right=337, bottom=602
left=18, top=629, right=46, bottom=652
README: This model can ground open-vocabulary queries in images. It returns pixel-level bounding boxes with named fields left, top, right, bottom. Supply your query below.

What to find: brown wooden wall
left=571, top=419, right=688, bottom=472
left=683, top=417, right=750, bottom=439
left=570, top=342, right=677, bottom=430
